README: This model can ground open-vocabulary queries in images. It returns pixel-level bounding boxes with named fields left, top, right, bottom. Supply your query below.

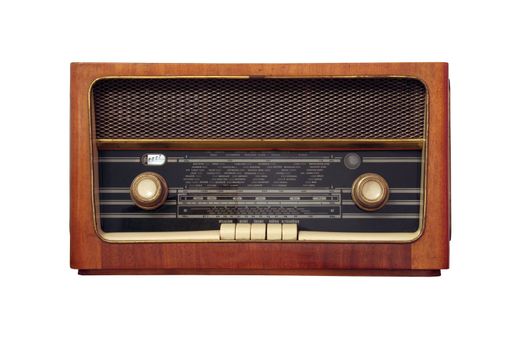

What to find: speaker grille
left=92, top=78, right=426, bottom=139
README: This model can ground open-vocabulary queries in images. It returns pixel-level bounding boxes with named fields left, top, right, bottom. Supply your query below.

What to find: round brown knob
left=351, top=173, right=389, bottom=211
left=130, top=172, right=168, bottom=210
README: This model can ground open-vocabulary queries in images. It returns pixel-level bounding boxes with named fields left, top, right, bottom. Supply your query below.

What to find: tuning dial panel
left=130, top=172, right=168, bottom=210
left=98, top=149, right=422, bottom=240
left=351, top=173, right=390, bottom=212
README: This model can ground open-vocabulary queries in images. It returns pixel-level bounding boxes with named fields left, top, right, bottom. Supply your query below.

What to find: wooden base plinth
left=79, top=269, right=441, bottom=276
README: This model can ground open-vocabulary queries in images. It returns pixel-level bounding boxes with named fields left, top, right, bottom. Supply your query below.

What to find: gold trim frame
left=88, top=75, right=429, bottom=243
left=96, top=139, right=425, bottom=149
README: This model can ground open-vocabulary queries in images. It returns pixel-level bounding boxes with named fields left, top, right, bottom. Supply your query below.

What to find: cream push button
left=250, top=224, right=266, bottom=240
left=267, top=224, right=282, bottom=240
left=351, top=173, right=389, bottom=211
left=282, top=224, right=298, bottom=240
left=130, top=172, right=168, bottom=210
left=235, top=223, right=251, bottom=240
left=220, top=223, right=236, bottom=240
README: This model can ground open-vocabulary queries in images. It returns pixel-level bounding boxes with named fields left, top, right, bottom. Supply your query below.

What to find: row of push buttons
left=219, top=223, right=298, bottom=241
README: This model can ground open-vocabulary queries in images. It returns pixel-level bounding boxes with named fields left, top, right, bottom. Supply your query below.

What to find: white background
left=1, top=1, right=522, bottom=349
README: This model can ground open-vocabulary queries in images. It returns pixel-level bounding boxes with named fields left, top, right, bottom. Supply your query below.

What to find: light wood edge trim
left=99, top=229, right=421, bottom=243
left=101, top=230, right=220, bottom=242
left=298, top=230, right=422, bottom=243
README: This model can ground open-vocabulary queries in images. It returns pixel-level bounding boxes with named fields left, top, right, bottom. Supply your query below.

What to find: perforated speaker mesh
left=92, top=78, right=426, bottom=139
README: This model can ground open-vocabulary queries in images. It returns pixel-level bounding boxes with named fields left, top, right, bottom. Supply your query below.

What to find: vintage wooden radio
left=70, top=63, right=450, bottom=275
